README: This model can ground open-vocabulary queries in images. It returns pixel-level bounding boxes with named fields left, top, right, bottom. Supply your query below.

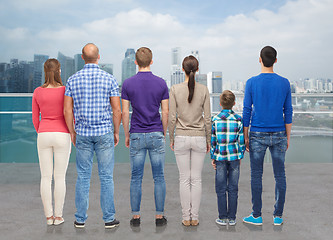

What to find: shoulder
left=233, top=113, right=243, bottom=121
left=33, top=87, right=41, bottom=96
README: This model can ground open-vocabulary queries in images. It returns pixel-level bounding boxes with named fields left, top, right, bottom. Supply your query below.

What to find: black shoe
left=130, top=217, right=141, bottom=227
left=155, top=216, right=167, bottom=226
left=74, top=221, right=85, bottom=228
left=105, top=219, right=120, bottom=229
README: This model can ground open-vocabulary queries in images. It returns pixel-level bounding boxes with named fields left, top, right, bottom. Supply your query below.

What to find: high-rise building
left=121, top=48, right=136, bottom=85
left=99, top=64, right=113, bottom=75
left=207, top=71, right=223, bottom=113
left=33, top=54, right=49, bottom=91
left=58, top=52, right=74, bottom=85
left=170, top=47, right=184, bottom=87
left=74, top=54, right=85, bottom=72
left=196, top=74, right=207, bottom=86
left=190, top=50, right=200, bottom=74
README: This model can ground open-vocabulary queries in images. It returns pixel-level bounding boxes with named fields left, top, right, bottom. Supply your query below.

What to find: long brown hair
left=182, top=55, right=199, bottom=103
left=42, top=58, right=63, bottom=87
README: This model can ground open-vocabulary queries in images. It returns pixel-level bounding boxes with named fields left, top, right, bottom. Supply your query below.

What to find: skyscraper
left=207, top=71, right=223, bottom=113
left=121, top=48, right=136, bottom=85
left=33, top=54, right=49, bottom=91
left=58, top=52, right=74, bottom=85
left=74, top=54, right=85, bottom=72
left=170, top=47, right=184, bottom=87
left=99, top=64, right=113, bottom=75
left=190, top=50, right=200, bottom=74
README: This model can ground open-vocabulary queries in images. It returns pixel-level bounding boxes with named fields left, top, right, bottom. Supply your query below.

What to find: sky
left=0, top=0, right=332, bottom=83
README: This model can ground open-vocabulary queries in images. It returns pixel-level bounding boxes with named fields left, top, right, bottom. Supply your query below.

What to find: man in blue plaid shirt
left=64, top=43, right=121, bottom=229
left=211, top=90, right=245, bottom=226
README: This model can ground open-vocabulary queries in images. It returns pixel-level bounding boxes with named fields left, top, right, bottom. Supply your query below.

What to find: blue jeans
left=215, top=160, right=240, bottom=220
left=75, top=132, right=116, bottom=223
left=249, top=131, right=287, bottom=218
left=130, top=132, right=166, bottom=215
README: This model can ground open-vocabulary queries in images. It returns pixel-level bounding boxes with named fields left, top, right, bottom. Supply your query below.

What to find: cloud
left=1, top=0, right=332, bottom=82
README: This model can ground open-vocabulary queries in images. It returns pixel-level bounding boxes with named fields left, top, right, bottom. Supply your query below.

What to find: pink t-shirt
left=32, top=86, right=70, bottom=133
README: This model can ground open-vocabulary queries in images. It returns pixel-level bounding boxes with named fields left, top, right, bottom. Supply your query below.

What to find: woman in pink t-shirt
left=32, top=59, right=71, bottom=226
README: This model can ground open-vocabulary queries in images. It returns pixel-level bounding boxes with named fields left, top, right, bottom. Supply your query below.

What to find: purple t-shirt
left=121, top=71, right=169, bottom=133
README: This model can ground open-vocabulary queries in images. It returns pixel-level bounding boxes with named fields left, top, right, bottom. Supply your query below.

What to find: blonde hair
left=42, top=59, right=63, bottom=88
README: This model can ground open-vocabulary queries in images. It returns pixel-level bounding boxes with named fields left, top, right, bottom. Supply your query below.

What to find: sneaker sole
left=274, top=222, right=283, bottom=226
left=242, top=220, right=262, bottom=226
left=215, top=221, right=227, bottom=226
left=229, top=222, right=236, bottom=226
left=105, top=223, right=119, bottom=229
left=74, top=224, right=85, bottom=228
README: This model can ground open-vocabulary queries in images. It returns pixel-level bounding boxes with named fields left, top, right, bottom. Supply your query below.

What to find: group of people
left=32, top=44, right=292, bottom=229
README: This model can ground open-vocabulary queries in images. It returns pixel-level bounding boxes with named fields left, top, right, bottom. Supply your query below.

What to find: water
left=0, top=129, right=332, bottom=163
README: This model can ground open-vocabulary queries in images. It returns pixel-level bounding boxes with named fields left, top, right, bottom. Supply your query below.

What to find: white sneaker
left=54, top=217, right=64, bottom=225
left=215, top=218, right=228, bottom=226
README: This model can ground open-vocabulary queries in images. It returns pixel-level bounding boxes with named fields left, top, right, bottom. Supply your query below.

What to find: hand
left=170, top=143, right=174, bottom=151
left=211, top=159, right=216, bottom=170
left=245, top=137, right=249, bottom=152
left=125, top=135, right=130, bottom=148
left=206, top=143, right=211, bottom=153
left=114, top=133, right=119, bottom=147
left=70, top=132, right=76, bottom=147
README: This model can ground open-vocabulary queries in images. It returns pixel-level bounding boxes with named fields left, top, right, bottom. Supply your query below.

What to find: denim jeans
left=130, top=132, right=166, bottom=215
left=75, top=132, right=116, bottom=223
left=249, top=131, right=287, bottom=218
left=215, top=160, right=240, bottom=220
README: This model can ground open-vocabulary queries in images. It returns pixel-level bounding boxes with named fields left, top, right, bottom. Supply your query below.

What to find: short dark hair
left=260, top=46, right=277, bottom=67
left=220, top=90, right=235, bottom=109
left=136, top=47, right=152, bottom=68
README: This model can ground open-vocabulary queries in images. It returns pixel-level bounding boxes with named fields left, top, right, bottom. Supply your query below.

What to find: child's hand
left=211, top=159, right=216, bottom=170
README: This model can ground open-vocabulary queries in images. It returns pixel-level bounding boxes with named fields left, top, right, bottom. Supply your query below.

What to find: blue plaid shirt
left=65, top=64, right=120, bottom=136
left=210, top=109, right=245, bottom=161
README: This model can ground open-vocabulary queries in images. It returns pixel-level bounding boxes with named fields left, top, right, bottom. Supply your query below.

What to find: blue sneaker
left=215, top=218, right=228, bottom=226
left=243, top=213, right=263, bottom=226
left=228, top=219, right=236, bottom=226
left=273, top=216, right=283, bottom=225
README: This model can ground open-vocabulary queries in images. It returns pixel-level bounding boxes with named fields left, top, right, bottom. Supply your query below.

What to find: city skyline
left=0, top=0, right=332, bottom=83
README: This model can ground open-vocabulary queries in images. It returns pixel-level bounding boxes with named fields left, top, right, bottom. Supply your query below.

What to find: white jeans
left=174, top=136, right=207, bottom=221
left=37, top=132, right=71, bottom=218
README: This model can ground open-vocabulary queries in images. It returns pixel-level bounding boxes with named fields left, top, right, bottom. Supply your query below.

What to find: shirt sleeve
left=32, top=90, right=40, bottom=132
left=242, top=79, right=252, bottom=127
left=64, top=79, right=72, bottom=97
left=161, top=80, right=169, bottom=100
left=110, top=76, right=120, bottom=97
left=167, top=86, right=177, bottom=144
left=210, top=119, right=217, bottom=160
left=121, top=80, right=129, bottom=100
left=283, top=81, right=293, bottom=124
left=203, top=87, right=211, bottom=144
left=238, top=119, right=246, bottom=157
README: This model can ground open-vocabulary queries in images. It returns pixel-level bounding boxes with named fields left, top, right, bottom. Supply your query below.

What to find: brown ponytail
left=182, top=56, right=199, bottom=103
left=42, top=58, right=63, bottom=88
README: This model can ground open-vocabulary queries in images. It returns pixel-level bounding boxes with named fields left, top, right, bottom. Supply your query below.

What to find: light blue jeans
left=74, top=132, right=116, bottom=223
left=130, top=132, right=166, bottom=216
left=249, top=131, right=287, bottom=218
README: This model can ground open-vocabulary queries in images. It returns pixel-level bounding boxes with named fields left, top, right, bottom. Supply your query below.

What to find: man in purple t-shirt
left=121, top=47, right=169, bottom=227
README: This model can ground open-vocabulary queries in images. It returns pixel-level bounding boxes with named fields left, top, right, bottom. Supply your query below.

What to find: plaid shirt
left=65, top=64, right=120, bottom=136
left=210, top=109, right=245, bottom=161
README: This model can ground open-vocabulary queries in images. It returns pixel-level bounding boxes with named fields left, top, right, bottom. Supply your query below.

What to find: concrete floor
left=0, top=162, right=332, bottom=240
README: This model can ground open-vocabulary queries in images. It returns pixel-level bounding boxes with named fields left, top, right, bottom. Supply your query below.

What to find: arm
left=122, top=99, right=130, bottom=148
left=32, top=92, right=40, bottom=132
left=285, top=123, right=292, bottom=150
left=168, top=87, right=176, bottom=150
left=204, top=87, right=212, bottom=152
left=244, top=126, right=249, bottom=152
left=161, top=99, right=169, bottom=137
left=110, top=96, right=122, bottom=147
left=210, top=121, right=217, bottom=170
left=63, top=95, right=76, bottom=146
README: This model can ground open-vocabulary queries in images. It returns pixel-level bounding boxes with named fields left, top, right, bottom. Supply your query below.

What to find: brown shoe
left=182, top=220, right=191, bottom=226
left=190, top=220, right=199, bottom=226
